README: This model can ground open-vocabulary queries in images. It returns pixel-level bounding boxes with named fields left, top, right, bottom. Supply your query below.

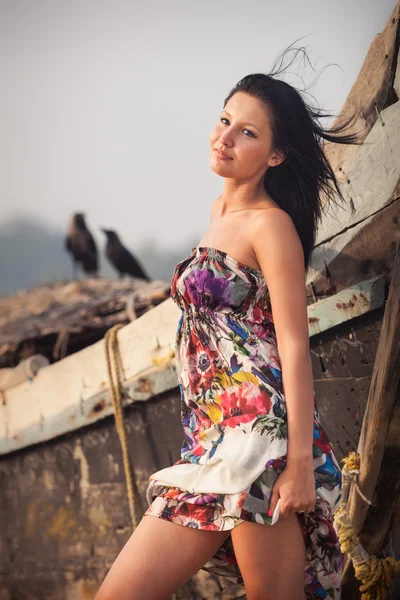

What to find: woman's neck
left=220, top=179, right=272, bottom=214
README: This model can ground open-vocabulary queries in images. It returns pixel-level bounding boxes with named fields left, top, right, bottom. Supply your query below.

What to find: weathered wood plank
left=313, top=99, right=400, bottom=249
left=307, top=193, right=400, bottom=298
left=307, top=275, right=385, bottom=336
left=314, top=376, right=371, bottom=460
left=310, top=309, right=382, bottom=381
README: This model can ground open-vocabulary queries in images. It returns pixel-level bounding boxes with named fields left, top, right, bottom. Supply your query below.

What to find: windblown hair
left=223, top=44, right=363, bottom=271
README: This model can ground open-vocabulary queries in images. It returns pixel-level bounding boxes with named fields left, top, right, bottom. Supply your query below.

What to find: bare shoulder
left=253, top=206, right=293, bottom=226
left=251, top=207, right=304, bottom=269
left=252, top=207, right=298, bottom=240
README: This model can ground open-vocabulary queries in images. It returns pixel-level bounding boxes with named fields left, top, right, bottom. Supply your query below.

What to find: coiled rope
left=334, top=451, right=400, bottom=600
left=104, top=324, right=143, bottom=529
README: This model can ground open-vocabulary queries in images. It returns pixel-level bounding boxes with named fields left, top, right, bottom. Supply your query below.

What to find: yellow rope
left=334, top=452, right=400, bottom=599
left=104, top=324, right=143, bottom=529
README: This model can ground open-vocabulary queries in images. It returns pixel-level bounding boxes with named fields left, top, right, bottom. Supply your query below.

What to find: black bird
left=101, top=229, right=151, bottom=281
left=65, top=213, right=98, bottom=277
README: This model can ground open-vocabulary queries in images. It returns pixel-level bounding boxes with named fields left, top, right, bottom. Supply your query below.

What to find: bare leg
left=94, top=515, right=230, bottom=600
left=231, top=513, right=306, bottom=600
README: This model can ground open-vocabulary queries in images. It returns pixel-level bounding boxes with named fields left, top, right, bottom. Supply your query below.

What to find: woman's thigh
left=231, top=513, right=306, bottom=600
left=94, top=515, right=230, bottom=600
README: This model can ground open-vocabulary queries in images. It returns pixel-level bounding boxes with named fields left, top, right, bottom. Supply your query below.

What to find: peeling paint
left=47, top=506, right=87, bottom=541
left=136, top=376, right=153, bottom=394
left=308, top=317, right=320, bottom=324
left=87, top=503, right=112, bottom=532
left=73, top=441, right=90, bottom=501
left=65, top=579, right=101, bottom=600
left=89, top=399, right=106, bottom=418
left=336, top=298, right=356, bottom=310
left=25, top=500, right=39, bottom=538
left=43, top=469, right=56, bottom=491
left=107, top=453, right=120, bottom=476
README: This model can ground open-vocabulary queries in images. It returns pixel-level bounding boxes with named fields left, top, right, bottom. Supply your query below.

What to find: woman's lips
left=215, top=149, right=233, bottom=160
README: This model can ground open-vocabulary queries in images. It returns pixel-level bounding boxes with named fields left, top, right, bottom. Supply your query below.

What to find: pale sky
left=0, top=0, right=397, bottom=252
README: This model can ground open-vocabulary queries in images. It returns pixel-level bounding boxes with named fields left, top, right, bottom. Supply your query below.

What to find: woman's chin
left=210, top=160, right=234, bottom=176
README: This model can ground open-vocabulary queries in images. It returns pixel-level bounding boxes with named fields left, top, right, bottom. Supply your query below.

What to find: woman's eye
left=243, top=129, right=255, bottom=138
left=220, top=117, right=229, bottom=125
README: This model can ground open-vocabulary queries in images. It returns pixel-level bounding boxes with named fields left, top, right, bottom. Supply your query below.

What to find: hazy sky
left=0, top=0, right=397, bottom=251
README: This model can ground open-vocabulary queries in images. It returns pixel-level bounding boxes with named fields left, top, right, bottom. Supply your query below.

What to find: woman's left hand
left=268, top=460, right=316, bottom=519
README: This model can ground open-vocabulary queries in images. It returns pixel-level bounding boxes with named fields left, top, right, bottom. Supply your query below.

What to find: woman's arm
left=251, top=208, right=316, bottom=515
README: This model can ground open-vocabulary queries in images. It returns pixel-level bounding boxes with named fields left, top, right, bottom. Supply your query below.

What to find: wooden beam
left=307, top=275, right=385, bottom=337
left=347, top=244, right=400, bottom=540
left=349, top=244, right=400, bottom=533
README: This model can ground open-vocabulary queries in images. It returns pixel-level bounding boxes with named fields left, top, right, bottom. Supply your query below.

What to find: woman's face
left=209, top=91, right=285, bottom=180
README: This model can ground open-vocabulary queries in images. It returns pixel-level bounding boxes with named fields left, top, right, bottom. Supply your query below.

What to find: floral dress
left=145, top=246, right=343, bottom=599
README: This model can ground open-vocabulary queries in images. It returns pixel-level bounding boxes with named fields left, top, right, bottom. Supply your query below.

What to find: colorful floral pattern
left=145, top=246, right=343, bottom=599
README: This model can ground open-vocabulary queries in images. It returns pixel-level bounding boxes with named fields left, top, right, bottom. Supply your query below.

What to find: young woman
left=95, top=49, right=360, bottom=600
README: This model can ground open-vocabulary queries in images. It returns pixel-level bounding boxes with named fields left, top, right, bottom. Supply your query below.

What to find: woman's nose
left=219, top=129, right=233, bottom=147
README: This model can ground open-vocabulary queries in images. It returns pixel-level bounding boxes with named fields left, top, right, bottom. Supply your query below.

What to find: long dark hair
left=223, top=45, right=363, bottom=271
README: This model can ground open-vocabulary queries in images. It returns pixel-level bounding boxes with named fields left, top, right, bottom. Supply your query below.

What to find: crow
left=101, top=229, right=151, bottom=281
left=65, top=213, right=98, bottom=277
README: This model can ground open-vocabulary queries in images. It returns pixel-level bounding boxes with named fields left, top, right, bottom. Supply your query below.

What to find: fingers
left=279, top=499, right=316, bottom=519
left=267, top=487, right=280, bottom=519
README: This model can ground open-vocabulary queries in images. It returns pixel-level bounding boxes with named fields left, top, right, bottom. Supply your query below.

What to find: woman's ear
left=268, top=148, right=286, bottom=168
